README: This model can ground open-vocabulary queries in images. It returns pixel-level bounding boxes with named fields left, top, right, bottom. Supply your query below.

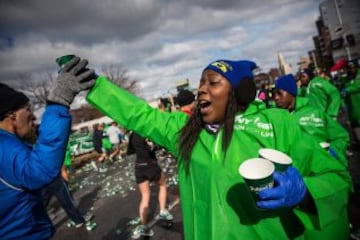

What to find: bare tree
left=15, top=72, right=55, bottom=110
left=70, top=106, right=103, bottom=124
left=15, top=64, right=140, bottom=122
left=100, top=63, right=139, bottom=95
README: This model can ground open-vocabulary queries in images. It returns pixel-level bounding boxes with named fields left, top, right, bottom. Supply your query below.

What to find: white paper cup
left=239, top=158, right=275, bottom=198
left=320, top=142, right=330, bottom=149
left=258, top=148, right=292, bottom=172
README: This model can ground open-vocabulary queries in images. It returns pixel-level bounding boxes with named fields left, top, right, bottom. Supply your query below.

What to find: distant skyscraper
left=319, top=0, right=360, bottom=61
left=277, top=52, right=292, bottom=75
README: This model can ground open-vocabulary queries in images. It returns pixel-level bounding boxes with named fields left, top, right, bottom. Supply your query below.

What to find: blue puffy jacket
left=0, top=104, right=71, bottom=240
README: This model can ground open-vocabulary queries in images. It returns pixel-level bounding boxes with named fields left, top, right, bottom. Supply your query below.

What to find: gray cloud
left=0, top=0, right=323, bottom=100
left=0, top=0, right=163, bottom=43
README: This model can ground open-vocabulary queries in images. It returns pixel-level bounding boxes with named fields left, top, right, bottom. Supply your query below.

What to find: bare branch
left=100, top=64, right=139, bottom=95
left=16, top=71, right=56, bottom=110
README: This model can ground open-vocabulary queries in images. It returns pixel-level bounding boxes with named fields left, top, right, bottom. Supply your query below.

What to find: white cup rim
left=239, top=158, right=275, bottom=180
left=320, top=142, right=330, bottom=149
left=258, top=148, right=292, bottom=165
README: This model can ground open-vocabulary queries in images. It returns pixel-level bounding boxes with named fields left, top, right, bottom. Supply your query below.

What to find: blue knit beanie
left=203, top=60, right=257, bottom=87
left=274, top=74, right=298, bottom=96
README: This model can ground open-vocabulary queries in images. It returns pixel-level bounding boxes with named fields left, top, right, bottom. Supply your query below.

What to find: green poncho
left=87, top=77, right=352, bottom=240
left=306, top=77, right=341, bottom=119
left=292, top=97, right=349, bottom=167
left=344, top=69, right=360, bottom=125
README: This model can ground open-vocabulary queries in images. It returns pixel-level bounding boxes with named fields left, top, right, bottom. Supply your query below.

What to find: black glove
left=47, top=57, right=96, bottom=106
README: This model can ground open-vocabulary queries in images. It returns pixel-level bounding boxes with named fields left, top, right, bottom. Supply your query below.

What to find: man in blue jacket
left=0, top=57, right=95, bottom=240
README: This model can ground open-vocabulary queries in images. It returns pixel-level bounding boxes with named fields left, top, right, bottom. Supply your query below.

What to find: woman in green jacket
left=86, top=58, right=351, bottom=240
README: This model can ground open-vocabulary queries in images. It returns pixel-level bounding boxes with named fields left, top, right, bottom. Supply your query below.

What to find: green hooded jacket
left=306, top=77, right=341, bottom=120
left=292, top=97, right=349, bottom=167
left=344, top=69, right=360, bottom=124
left=87, top=77, right=352, bottom=240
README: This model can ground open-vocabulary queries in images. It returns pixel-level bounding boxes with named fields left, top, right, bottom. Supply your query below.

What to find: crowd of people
left=0, top=55, right=359, bottom=240
left=257, top=60, right=360, bottom=154
left=91, top=122, right=128, bottom=172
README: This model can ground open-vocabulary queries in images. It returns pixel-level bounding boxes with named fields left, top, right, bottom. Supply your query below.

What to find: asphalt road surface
left=51, top=153, right=184, bottom=240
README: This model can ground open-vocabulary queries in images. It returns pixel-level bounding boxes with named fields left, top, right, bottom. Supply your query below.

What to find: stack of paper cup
left=258, top=148, right=292, bottom=172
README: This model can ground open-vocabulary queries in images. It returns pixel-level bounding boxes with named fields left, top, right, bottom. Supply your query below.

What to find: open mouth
left=198, top=100, right=211, bottom=108
left=198, top=100, right=211, bottom=113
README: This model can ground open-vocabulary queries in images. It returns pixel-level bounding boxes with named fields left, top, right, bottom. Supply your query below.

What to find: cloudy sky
left=0, top=0, right=323, bottom=101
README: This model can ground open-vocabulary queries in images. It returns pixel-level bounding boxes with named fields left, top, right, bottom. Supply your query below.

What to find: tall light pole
left=334, top=0, right=352, bottom=60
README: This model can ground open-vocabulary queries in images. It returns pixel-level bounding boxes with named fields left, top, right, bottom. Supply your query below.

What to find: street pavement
left=51, top=153, right=184, bottom=240
left=50, top=143, right=360, bottom=240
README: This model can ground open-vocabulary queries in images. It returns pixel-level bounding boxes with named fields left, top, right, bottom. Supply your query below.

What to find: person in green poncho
left=297, top=69, right=312, bottom=98
left=102, top=123, right=113, bottom=156
left=300, top=69, right=342, bottom=120
left=83, top=57, right=351, bottom=240
left=273, top=74, right=349, bottom=167
left=343, top=68, right=360, bottom=147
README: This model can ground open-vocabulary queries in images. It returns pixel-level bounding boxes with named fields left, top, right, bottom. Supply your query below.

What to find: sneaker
left=131, top=225, right=154, bottom=239
left=351, top=229, right=360, bottom=240
left=128, top=217, right=141, bottom=226
left=109, top=156, right=114, bottom=162
left=159, top=209, right=173, bottom=221
left=117, top=156, right=125, bottom=163
left=85, top=221, right=97, bottom=231
left=67, top=220, right=84, bottom=228
left=91, top=161, right=99, bottom=171
left=83, top=213, right=93, bottom=222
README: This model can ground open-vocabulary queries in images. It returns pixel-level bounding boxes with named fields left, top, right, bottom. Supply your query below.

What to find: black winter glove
left=47, top=57, right=96, bottom=106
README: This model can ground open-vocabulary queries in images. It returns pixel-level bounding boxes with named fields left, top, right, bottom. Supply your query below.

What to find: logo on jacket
left=234, top=115, right=274, bottom=138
